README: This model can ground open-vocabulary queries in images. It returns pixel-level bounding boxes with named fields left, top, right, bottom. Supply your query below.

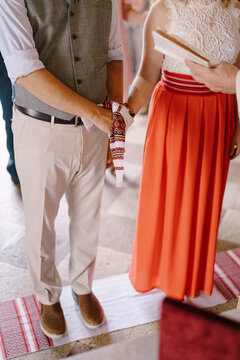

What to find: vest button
left=77, top=79, right=82, bottom=84
left=70, top=11, right=74, bottom=17
left=72, top=34, right=77, bottom=40
left=74, top=56, right=80, bottom=62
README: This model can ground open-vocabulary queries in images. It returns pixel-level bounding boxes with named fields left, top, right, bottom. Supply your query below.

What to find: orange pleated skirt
left=129, top=71, right=235, bottom=300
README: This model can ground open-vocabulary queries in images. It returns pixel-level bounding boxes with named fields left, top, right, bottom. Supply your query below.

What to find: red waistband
left=161, top=70, right=214, bottom=95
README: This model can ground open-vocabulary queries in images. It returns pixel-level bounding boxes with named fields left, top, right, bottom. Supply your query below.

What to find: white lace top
left=162, top=0, right=240, bottom=74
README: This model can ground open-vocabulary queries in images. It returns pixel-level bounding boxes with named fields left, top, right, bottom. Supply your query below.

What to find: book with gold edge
left=152, top=29, right=219, bottom=68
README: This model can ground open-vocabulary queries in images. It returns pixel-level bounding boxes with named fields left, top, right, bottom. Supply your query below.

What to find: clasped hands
left=97, top=101, right=135, bottom=172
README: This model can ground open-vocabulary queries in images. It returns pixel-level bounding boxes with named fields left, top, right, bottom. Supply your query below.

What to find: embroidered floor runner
left=0, top=248, right=239, bottom=360
left=214, top=248, right=240, bottom=300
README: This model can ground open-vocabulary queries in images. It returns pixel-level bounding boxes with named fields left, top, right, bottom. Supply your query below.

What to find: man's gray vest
left=14, top=0, right=112, bottom=120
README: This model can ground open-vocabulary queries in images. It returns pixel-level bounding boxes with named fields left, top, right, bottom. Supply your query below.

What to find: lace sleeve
left=164, top=0, right=179, bottom=33
left=164, top=0, right=173, bottom=21
left=162, top=0, right=240, bottom=75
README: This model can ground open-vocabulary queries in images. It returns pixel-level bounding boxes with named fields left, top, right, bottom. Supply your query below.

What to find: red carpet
left=214, top=248, right=240, bottom=300
left=0, top=294, right=52, bottom=359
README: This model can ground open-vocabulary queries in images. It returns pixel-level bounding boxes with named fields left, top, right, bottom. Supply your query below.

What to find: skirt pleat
left=129, top=80, right=235, bottom=300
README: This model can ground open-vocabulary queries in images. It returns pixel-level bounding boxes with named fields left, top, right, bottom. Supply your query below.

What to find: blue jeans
left=0, top=55, right=19, bottom=183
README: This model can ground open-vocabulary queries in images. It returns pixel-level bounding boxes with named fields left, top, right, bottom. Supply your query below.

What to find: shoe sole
left=40, top=322, right=67, bottom=340
left=78, top=310, right=105, bottom=330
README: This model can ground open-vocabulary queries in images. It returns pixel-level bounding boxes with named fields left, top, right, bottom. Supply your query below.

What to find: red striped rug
left=214, top=248, right=240, bottom=300
left=0, top=295, right=52, bottom=359
left=0, top=248, right=239, bottom=360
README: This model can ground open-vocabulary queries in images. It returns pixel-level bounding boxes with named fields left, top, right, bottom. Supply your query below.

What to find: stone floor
left=0, top=108, right=240, bottom=359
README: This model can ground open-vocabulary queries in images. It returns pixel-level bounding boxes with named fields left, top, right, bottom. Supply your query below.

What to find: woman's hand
left=230, top=121, right=240, bottom=159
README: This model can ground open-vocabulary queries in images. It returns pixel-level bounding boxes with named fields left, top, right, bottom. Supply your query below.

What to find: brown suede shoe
left=72, top=291, right=105, bottom=329
left=39, top=302, right=66, bottom=339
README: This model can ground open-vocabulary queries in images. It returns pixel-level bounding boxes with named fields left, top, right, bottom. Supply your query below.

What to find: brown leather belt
left=15, top=104, right=83, bottom=126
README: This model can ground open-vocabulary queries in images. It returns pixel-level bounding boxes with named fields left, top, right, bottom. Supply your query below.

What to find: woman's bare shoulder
left=147, top=0, right=170, bottom=32
left=150, top=0, right=169, bottom=16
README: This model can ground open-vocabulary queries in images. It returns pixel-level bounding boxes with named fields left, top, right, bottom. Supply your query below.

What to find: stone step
left=14, top=321, right=159, bottom=360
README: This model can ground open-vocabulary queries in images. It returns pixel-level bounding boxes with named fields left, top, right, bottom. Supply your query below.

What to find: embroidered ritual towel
left=109, top=102, right=135, bottom=187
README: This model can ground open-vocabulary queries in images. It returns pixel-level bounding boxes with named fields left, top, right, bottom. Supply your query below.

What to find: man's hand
left=185, top=60, right=238, bottom=94
left=95, top=107, right=112, bottom=134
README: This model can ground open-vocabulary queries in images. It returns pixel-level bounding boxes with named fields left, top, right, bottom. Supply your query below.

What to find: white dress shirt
left=0, top=0, right=123, bottom=83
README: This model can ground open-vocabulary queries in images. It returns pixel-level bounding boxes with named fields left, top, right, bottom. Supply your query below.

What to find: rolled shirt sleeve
left=0, top=0, right=44, bottom=84
left=108, top=0, right=124, bottom=62
left=0, top=0, right=122, bottom=83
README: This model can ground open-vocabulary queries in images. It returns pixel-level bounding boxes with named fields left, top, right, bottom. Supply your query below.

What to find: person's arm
left=229, top=51, right=240, bottom=160
left=16, top=69, right=111, bottom=133
left=127, top=0, right=168, bottom=113
left=0, top=0, right=112, bottom=133
left=235, top=52, right=240, bottom=122
left=106, top=60, right=123, bottom=103
left=106, top=59, right=123, bottom=168
left=185, top=59, right=240, bottom=159
left=230, top=120, right=240, bottom=159
left=107, top=0, right=124, bottom=103
left=185, top=60, right=238, bottom=94
left=0, top=0, right=45, bottom=83
left=229, top=96, right=240, bottom=159
left=185, top=1, right=240, bottom=94
left=122, top=3, right=148, bottom=25
left=229, top=3, right=240, bottom=159
left=105, top=2, right=124, bottom=168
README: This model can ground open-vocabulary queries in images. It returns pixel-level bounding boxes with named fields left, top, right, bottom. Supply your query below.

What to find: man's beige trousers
left=12, top=108, right=108, bottom=305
